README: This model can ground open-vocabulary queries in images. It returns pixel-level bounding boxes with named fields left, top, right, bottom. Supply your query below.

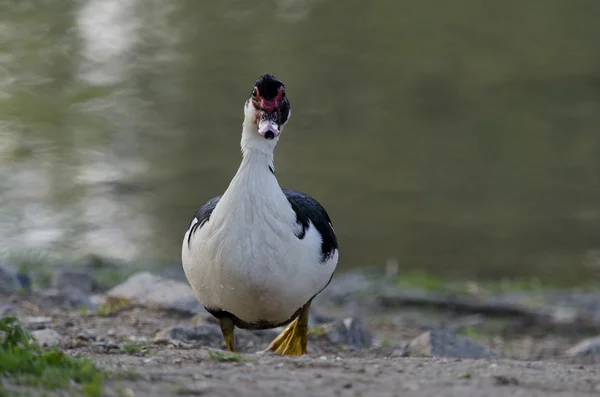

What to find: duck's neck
left=215, top=121, right=292, bottom=225
left=239, top=118, right=277, bottom=176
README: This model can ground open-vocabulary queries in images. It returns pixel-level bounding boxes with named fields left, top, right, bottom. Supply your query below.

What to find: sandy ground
left=95, top=350, right=600, bottom=397
left=4, top=292, right=600, bottom=397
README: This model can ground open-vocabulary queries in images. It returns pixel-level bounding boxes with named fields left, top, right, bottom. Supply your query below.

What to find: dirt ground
left=5, top=292, right=600, bottom=397
left=94, top=349, right=600, bottom=397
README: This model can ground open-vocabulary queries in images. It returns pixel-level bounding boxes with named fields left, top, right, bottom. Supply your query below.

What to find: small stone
left=229, top=373, right=254, bottom=383
left=75, top=332, right=95, bottom=342
left=107, top=341, right=120, bottom=349
left=407, top=329, right=498, bottom=359
left=122, top=387, right=135, bottom=397
left=31, top=329, right=63, bottom=347
left=493, top=375, right=519, bottom=386
left=322, top=317, right=373, bottom=348
left=0, top=304, right=17, bottom=317
left=27, top=316, right=53, bottom=325
left=104, top=272, right=205, bottom=314
left=161, top=324, right=223, bottom=346
left=15, top=273, right=31, bottom=292
left=0, top=265, right=18, bottom=293
left=52, top=269, right=101, bottom=294
left=37, top=287, right=96, bottom=310
left=566, top=336, right=600, bottom=357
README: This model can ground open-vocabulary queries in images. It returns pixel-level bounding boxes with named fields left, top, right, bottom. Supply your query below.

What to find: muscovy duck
left=182, top=74, right=338, bottom=356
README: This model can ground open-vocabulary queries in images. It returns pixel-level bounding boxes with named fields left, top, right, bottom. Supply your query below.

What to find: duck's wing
left=184, top=195, right=222, bottom=249
left=283, top=189, right=338, bottom=263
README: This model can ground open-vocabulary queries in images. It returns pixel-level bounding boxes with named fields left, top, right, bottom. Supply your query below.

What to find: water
left=1, top=0, right=600, bottom=284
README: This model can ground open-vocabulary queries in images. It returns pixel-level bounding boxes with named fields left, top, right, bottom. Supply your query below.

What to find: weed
left=208, top=350, right=249, bottom=362
left=97, top=297, right=131, bottom=317
left=309, top=325, right=325, bottom=337
left=0, top=316, right=104, bottom=396
left=120, top=340, right=152, bottom=355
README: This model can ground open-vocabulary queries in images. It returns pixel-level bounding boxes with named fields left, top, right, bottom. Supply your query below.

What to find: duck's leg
left=219, top=317, right=236, bottom=352
left=267, top=300, right=311, bottom=356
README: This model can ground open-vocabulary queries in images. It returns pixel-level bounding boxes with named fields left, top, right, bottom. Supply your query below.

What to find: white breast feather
left=182, top=162, right=337, bottom=325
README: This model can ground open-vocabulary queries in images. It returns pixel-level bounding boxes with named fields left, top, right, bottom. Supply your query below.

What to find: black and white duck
left=182, top=74, right=338, bottom=356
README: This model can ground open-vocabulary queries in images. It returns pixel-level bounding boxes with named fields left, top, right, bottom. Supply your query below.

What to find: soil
left=4, top=292, right=600, bottom=397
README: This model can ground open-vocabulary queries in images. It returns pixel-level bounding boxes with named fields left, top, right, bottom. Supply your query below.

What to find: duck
left=181, top=74, right=338, bottom=356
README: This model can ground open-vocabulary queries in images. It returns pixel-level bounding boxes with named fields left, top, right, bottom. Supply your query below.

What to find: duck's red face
left=250, top=74, right=291, bottom=140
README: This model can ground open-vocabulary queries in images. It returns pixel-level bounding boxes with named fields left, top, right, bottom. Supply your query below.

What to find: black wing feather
left=186, top=190, right=338, bottom=263
left=283, top=189, right=338, bottom=263
left=186, top=195, right=221, bottom=248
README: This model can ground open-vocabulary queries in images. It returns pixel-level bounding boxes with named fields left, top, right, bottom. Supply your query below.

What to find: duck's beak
left=258, top=117, right=280, bottom=140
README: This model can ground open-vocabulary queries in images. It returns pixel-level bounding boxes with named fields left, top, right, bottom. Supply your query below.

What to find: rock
left=0, top=304, right=17, bottom=317
left=26, top=316, right=53, bottom=327
left=32, top=329, right=63, bottom=347
left=322, top=317, right=373, bottom=348
left=37, top=287, right=96, bottom=310
left=317, top=273, right=376, bottom=304
left=407, top=329, right=498, bottom=359
left=104, top=272, right=204, bottom=314
left=308, top=308, right=335, bottom=326
left=0, top=265, right=18, bottom=293
left=15, top=273, right=31, bottom=292
left=52, top=269, right=100, bottom=294
left=565, top=336, right=600, bottom=357
left=158, top=324, right=224, bottom=348
left=158, top=324, right=278, bottom=350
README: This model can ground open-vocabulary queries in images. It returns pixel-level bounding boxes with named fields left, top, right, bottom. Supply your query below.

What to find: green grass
left=120, top=340, right=153, bottom=355
left=394, top=270, right=448, bottom=292
left=393, top=270, right=562, bottom=296
left=97, top=297, right=131, bottom=317
left=0, top=316, right=104, bottom=396
left=309, top=325, right=325, bottom=337
left=207, top=350, right=249, bottom=362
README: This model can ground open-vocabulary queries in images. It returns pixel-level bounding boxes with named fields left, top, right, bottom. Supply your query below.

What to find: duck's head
left=244, top=74, right=291, bottom=141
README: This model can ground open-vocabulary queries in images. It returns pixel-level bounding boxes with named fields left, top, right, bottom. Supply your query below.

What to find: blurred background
left=1, top=0, right=600, bottom=286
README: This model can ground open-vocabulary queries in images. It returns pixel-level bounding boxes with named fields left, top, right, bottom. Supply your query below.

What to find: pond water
left=1, top=0, right=600, bottom=284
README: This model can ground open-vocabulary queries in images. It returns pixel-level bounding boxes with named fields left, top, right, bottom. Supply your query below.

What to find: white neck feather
left=240, top=112, right=277, bottom=169
left=214, top=109, right=289, bottom=219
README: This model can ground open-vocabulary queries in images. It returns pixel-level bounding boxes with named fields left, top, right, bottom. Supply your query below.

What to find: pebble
left=565, top=336, right=600, bottom=357
left=52, top=269, right=100, bottom=294
left=31, top=329, right=63, bottom=347
left=122, top=388, right=136, bottom=397
left=37, top=287, right=96, bottom=310
left=322, top=317, right=373, bottom=348
left=229, top=373, right=255, bottom=383
left=0, top=265, right=18, bottom=293
left=104, top=272, right=205, bottom=314
left=0, top=304, right=17, bottom=317
left=407, top=329, right=498, bottom=359
left=26, top=316, right=53, bottom=325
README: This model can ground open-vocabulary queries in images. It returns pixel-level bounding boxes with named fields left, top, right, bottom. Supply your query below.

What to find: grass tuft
left=0, top=316, right=104, bottom=397
left=97, top=297, right=131, bottom=317
left=208, top=350, right=249, bottom=362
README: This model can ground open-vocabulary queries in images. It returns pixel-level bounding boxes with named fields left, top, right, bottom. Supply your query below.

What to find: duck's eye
left=271, top=112, right=278, bottom=121
left=251, top=89, right=257, bottom=98
left=260, top=112, right=268, bottom=121
left=281, top=90, right=286, bottom=98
